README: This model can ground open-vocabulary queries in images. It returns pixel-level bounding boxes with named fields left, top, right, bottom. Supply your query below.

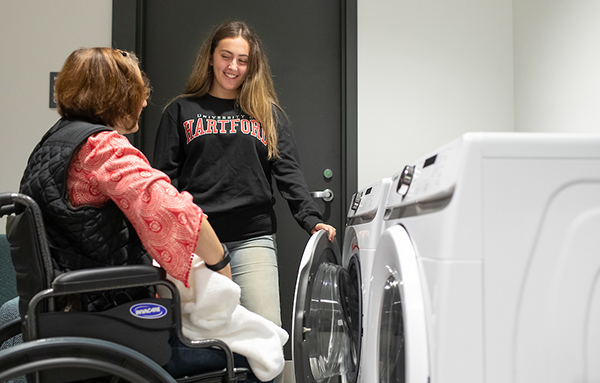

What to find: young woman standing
left=153, top=20, right=337, bottom=329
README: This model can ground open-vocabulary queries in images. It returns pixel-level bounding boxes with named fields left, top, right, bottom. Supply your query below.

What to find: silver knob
left=310, top=189, right=334, bottom=202
left=397, top=165, right=415, bottom=197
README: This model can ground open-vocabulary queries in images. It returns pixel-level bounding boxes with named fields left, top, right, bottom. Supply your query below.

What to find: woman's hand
left=195, top=217, right=233, bottom=280
left=311, top=223, right=337, bottom=242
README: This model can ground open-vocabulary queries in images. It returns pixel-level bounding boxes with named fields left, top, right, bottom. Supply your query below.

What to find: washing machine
left=291, top=178, right=392, bottom=383
left=368, top=131, right=600, bottom=382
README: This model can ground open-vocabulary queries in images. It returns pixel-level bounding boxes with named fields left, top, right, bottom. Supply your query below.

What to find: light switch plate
left=49, top=72, right=58, bottom=109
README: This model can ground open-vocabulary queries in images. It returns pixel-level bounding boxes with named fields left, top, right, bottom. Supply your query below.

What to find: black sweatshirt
left=152, top=94, right=323, bottom=242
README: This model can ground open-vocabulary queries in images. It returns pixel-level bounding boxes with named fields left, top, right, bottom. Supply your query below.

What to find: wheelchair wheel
left=0, top=336, right=177, bottom=383
left=0, top=318, right=21, bottom=349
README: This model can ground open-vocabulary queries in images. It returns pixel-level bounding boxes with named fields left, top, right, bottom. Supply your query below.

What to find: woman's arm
left=270, top=112, right=337, bottom=241
left=152, top=104, right=185, bottom=187
left=195, top=215, right=232, bottom=279
left=68, top=131, right=229, bottom=286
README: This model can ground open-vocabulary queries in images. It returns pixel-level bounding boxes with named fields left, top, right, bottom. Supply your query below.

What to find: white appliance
left=368, top=131, right=600, bottom=382
left=292, top=179, right=392, bottom=383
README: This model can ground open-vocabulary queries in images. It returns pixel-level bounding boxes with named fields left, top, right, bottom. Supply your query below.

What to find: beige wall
left=0, top=0, right=112, bottom=233
left=357, top=0, right=514, bottom=187
left=514, top=0, right=600, bottom=133
left=357, top=0, right=600, bottom=188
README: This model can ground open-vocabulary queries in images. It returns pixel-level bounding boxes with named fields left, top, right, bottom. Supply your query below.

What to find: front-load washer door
left=368, top=224, right=430, bottom=383
left=293, top=230, right=360, bottom=383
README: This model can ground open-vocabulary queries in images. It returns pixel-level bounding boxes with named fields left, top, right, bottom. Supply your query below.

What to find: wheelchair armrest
left=52, top=265, right=166, bottom=294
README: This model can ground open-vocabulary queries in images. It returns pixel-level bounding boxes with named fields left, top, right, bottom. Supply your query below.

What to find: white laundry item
left=166, top=255, right=288, bottom=382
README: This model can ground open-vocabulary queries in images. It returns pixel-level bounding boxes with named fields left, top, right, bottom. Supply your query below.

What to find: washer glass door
left=293, top=230, right=360, bottom=383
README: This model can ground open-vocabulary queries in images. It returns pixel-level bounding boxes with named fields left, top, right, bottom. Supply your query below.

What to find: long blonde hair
left=181, top=20, right=281, bottom=159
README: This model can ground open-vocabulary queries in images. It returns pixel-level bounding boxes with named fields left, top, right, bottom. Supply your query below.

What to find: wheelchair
left=0, top=192, right=249, bottom=383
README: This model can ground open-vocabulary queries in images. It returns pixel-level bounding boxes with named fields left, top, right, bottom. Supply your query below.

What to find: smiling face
left=209, top=36, right=250, bottom=99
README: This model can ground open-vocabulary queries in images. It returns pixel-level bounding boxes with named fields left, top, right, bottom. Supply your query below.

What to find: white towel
left=166, top=255, right=289, bottom=382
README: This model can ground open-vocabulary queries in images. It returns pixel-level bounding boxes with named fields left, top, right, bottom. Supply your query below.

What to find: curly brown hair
left=54, top=47, right=151, bottom=132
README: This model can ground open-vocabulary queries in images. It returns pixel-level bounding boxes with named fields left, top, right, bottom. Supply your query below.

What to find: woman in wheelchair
left=11, top=47, right=286, bottom=382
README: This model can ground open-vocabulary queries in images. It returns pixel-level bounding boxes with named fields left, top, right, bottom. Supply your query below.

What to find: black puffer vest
left=19, top=119, right=149, bottom=274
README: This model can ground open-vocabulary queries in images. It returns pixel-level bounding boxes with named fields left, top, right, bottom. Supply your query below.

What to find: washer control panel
left=386, top=138, right=462, bottom=210
left=348, top=179, right=390, bottom=219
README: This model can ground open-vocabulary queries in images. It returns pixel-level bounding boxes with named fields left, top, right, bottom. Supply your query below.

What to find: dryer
left=368, top=132, right=600, bottom=382
left=292, top=179, right=391, bottom=383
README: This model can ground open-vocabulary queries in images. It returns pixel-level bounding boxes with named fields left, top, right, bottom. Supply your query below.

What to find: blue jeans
left=164, top=337, right=271, bottom=382
left=225, top=234, right=282, bottom=327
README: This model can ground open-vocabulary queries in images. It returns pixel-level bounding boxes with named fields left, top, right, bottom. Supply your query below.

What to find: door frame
left=111, top=0, right=358, bottom=220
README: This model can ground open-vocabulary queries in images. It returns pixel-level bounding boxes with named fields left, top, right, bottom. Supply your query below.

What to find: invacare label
left=130, top=303, right=168, bottom=319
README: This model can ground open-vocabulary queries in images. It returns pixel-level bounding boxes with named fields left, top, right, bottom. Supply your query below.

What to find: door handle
left=310, top=189, right=334, bottom=202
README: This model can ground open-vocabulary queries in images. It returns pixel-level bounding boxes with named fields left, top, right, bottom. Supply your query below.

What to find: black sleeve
left=271, top=109, right=323, bottom=234
left=152, top=103, right=184, bottom=188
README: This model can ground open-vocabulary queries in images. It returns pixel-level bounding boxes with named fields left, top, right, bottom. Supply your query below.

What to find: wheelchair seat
left=0, top=192, right=250, bottom=383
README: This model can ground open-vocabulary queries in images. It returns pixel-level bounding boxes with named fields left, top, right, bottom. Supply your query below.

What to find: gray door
left=112, top=0, right=357, bottom=358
